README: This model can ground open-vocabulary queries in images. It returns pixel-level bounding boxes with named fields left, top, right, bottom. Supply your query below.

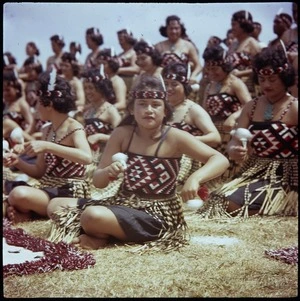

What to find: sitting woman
left=46, top=75, right=229, bottom=253
left=79, top=67, right=122, bottom=170
left=3, top=69, right=92, bottom=223
left=202, top=44, right=252, bottom=184
left=162, top=62, right=221, bottom=188
left=196, top=47, right=298, bottom=219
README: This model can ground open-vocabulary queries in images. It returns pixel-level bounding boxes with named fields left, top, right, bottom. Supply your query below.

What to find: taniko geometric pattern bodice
left=44, top=152, right=86, bottom=178
left=171, top=121, right=203, bottom=136
left=121, top=152, right=181, bottom=197
left=44, top=125, right=87, bottom=178
left=84, top=118, right=114, bottom=136
left=161, top=52, right=189, bottom=68
left=249, top=121, right=298, bottom=159
left=169, top=104, right=203, bottom=136
left=226, top=52, right=252, bottom=71
left=205, top=93, right=242, bottom=118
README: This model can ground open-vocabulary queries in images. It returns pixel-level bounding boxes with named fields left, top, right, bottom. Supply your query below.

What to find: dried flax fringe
left=127, top=226, right=189, bottom=255
left=47, top=206, right=82, bottom=244
left=196, top=173, right=298, bottom=220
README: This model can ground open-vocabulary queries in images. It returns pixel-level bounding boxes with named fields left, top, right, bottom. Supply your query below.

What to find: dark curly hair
left=37, top=71, right=76, bottom=113
left=3, top=70, right=22, bottom=99
left=133, top=40, right=163, bottom=66
left=61, top=52, right=80, bottom=77
left=96, top=48, right=120, bottom=73
left=117, top=29, right=137, bottom=46
left=161, top=62, right=192, bottom=96
left=50, top=34, right=65, bottom=48
left=120, top=75, right=173, bottom=126
left=86, top=27, right=104, bottom=46
left=23, top=56, right=44, bottom=74
left=3, top=52, right=17, bottom=67
left=69, top=41, right=82, bottom=54
left=81, top=68, right=116, bottom=104
left=231, top=10, right=254, bottom=34
left=202, top=45, right=233, bottom=73
left=252, top=47, right=295, bottom=88
left=26, top=42, right=40, bottom=56
left=159, top=15, right=187, bottom=38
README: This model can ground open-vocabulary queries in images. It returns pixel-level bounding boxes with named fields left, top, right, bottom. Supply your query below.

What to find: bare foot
left=72, top=234, right=108, bottom=250
left=7, top=205, right=32, bottom=224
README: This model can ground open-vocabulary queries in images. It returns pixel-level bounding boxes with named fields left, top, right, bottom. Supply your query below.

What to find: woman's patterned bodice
left=121, top=152, right=181, bottom=197
left=249, top=121, right=298, bottom=159
left=205, top=93, right=242, bottom=119
left=226, top=52, right=252, bottom=71
left=168, top=104, right=203, bottom=136
left=171, top=121, right=203, bottom=136
left=161, top=52, right=189, bottom=68
left=44, top=152, right=86, bottom=178
left=84, top=117, right=114, bottom=136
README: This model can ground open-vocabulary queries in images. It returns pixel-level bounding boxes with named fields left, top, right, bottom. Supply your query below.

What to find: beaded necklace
left=264, top=93, right=288, bottom=121
left=264, top=103, right=274, bottom=121
left=51, top=117, right=68, bottom=142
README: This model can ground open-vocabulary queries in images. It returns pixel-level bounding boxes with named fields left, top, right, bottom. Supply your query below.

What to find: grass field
left=3, top=212, right=298, bottom=298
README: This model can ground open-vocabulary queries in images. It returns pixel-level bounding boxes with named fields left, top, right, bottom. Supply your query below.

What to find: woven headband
left=164, top=73, right=188, bottom=84
left=135, top=46, right=154, bottom=55
left=86, top=75, right=106, bottom=82
left=37, top=90, right=63, bottom=98
left=129, top=90, right=167, bottom=100
left=255, top=63, right=289, bottom=76
left=205, top=60, right=224, bottom=67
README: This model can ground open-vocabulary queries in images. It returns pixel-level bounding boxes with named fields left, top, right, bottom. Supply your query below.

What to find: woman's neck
left=135, top=125, right=164, bottom=141
left=265, top=91, right=289, bottom=104
left=52, top=114, right=68, bottom=132
left=236, top=32, right=249, bottom=43
left=167, top=38, right=180, bottom=52
left=171, top=97, right=186, bottom=109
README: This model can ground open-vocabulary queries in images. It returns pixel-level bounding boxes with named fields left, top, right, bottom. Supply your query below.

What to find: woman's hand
left=106, top=161, right=126, bottom=180
left=223, top=117, right=236, bottom=133
left=3, top=152, right=19, bottom=167
left=227, top=142, right=248, bottom=163
left=12, top=143, right=25, bottom=155
left=23, top=140, right=48, bottom=157
left=180, top=177, right=199, bottom=203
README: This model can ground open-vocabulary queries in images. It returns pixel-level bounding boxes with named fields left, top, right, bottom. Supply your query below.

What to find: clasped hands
left=3, top=141, right=47, bottom=167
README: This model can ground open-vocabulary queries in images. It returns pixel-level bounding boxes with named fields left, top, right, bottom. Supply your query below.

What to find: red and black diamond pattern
left=205, top=93, right=242, bottom=118
left=122, top=153, right=180, bottom=196
left=249, top=122, right=298, bottom=158
left=161, top=53, right=189, bottom=68
left=84, top=118, right=114, bottom=136
left=171, top=121, right=203, bottom=136
left=45, top=152, right=86, bottom=178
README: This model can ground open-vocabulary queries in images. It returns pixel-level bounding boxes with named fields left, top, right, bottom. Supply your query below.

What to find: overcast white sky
left=3, top=2, right=294, bottom=69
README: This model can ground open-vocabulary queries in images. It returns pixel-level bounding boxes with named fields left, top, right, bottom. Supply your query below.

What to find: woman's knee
left=8, top=186, right=31, bottom=206
left=80, top=206, right=109, bottom=228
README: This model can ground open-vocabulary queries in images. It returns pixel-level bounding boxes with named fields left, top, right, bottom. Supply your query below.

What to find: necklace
left=169, top=40, right=176, bottom=52
left=215, top=82, right=223, bottom=94
left=52, top=117, right=68, bottom=142
left=264, top=94, right=288, bottom=121
left=264, top=102, right=273, bottom=121
left=171, top=100, right=186, bottom=121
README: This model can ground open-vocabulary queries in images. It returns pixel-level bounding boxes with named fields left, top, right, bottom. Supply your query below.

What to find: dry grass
left=3, top=212, right=298, bottom=298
